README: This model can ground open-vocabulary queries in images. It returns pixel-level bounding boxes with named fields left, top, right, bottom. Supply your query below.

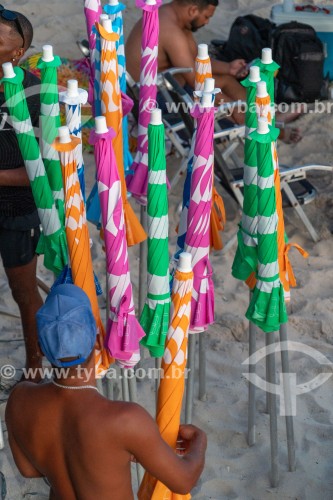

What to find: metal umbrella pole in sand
left=140, top=109, right=170, bottom=360
left=53, top=126, right=112, bottom=378
left=1, top=63, right=67, bottom=276
left=104, top=0, right=133, bottom=175
left=138, top=252, right=193, bottom=500
left=183, top=89, right=216, bottom=424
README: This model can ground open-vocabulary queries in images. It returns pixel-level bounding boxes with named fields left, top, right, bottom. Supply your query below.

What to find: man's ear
left=16, top=47, right=25, bottom=60
left=188, top=5, right=200, bottom=19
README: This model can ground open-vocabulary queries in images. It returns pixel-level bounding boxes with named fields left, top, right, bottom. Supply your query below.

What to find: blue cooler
left=271, top=3, right=333, bottom=79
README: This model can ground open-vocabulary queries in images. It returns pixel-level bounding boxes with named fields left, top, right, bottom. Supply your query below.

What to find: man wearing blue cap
left=6, top=284, right=207, bottom=499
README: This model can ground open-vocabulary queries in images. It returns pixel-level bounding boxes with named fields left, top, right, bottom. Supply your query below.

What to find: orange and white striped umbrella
left=138, top=253, right=193, bottom=500
left=96, top=18, right=146, bottom=247
left=54, top=128, right=112, bottom=376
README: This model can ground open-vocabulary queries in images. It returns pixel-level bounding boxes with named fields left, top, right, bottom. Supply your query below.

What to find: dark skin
left=5, top=354, right=207, bottom=499
left=0, top=21, right=43, bottom=377
left=126, top=1, right=248, bottom=123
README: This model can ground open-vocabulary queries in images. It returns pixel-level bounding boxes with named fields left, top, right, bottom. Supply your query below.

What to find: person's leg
left=213, top=74, right=246, bottom=124
left=5, top=256, right=43, bottom=380
left=0, top=225, right=44, bottom=381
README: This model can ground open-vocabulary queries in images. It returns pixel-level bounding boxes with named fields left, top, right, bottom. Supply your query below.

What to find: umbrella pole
left=121, top=369, right=130, bottom=401
left=279, top=323, right=296, bottom=472
left=185, top=333, right=196, bottom=424
left=198, top=332, right=206, bottom=401
left=155, top=357, right=162, bottom=400
left=248, top=317, right=257, bottom=446
left=266, top=331, right=279, bottom=488
left=138, top=204, right=148, bottom=363
left=96, top=378, right=104, bottom=395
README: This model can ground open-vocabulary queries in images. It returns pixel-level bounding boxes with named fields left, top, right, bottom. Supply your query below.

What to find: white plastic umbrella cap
left=178, top=252, right=192, bottom=273
left=42, top=45, right=54, bottom=62
left=249, top=66, right=260, bottom=83
left=102, top=18, right=112, bottom=32
left=108, top=0, right=119, bottom=4
left=95, top=116, right=108, bottom=134
left=67, top=79, right=79, bottom=97
left=150, top=108, right=162, bottom=125
left=203, top=77, right=215, bottom=93
left=2, top=62, right=15, bottom=79
left=197, top=44, right=209, bottom=59
left=257, top=117, right=269, bottom=135
left=256, top=80, right=268, bottom=98
left=261, top=48, right=273, bottom=65
left=146, top=0, right=156, bottom=4
left=58, top=126, right=71, bottom=144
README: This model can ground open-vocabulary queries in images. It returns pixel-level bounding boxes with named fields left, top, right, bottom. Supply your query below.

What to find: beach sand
left=0, top=0, right=333, bottom=498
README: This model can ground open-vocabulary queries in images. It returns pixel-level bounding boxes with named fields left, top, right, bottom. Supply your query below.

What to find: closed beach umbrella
left=104, top=0, right=133, bottom=175
left=184, top=96, right=215, bottom=331
left=59, top=79, right=89, bottom=201
left=140, top=110, right=170, bottom=358
left=246, top=118, right=287, bottom=332
left=232, top=66, right=262, bottom=287
left=138, top=252, right=193, bottom=500
left=126, top=0, right=161, bottom=202
left=1, top=64, right=67, bottom=275
left=37, top=45, right=65, bottom=226
left=90, top=117, right=145, bottom=368
left=84, top=0, right=102, bottom=105
left=96, top=18, right=146, bottom=246
left=54, top=126, right=111, bottom=376
left=255, top=48, right=279, bottom=127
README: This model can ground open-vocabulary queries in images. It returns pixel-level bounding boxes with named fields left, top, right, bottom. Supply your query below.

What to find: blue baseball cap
left=36, top=284, right=97, bottom=368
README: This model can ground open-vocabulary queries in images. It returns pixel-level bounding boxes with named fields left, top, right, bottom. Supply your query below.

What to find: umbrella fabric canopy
left=84, top=0, right=102, bottom=106
left=104, top=0, right=133, bottom=175
left=140, top=119, right=170, bottom=357
left=89, top=127, right=145, bottom=368
left=184, top=104, right=215, bottom=331
left=59, top=85, right=89, bottom=201
left=36, top=52, right=65, bottom=227
left=54, top=134, right=111, bottom=376
left=255, top=52, right=279, bottom=127
left=194, top=50, right=212, bottom=91
left=1, top=67, right=67, bottom=275
left=255, top=84, right=308, bottom=300
left=96, top=20, right=146, bottom=246
left=138, top=255, right=193, bottom=500
left=126, top=0, right=161, bottom=202
left=231, top=69, right=262, bottom=288
left=246, top=120, right=288, bottom=332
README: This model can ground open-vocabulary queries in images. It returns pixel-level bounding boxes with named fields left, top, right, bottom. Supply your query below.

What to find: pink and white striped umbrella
left=90, top=124, right=145, bottom=368
left=84, top=0, right=102, bottom=105
left=126, top=0, right=161, bottom=203
left=184, top=104, right=215, bottom=331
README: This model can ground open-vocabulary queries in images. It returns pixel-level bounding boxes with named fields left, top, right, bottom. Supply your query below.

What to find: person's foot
left=278, top=126, right=302, bottom=144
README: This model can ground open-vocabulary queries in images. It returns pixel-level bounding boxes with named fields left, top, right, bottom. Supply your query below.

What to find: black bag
left=216, top=14, right=275, bottom=63
left=272, top=21, right=325, bottom=103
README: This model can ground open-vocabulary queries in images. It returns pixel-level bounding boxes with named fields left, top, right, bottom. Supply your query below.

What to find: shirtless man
left=6, top=284, right=207, bottom=499
left=126, top=0, right=248, bottom=123
left=126, top=0, right=301, bottom=138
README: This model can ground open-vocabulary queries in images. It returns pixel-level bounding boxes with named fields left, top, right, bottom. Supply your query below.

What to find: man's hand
left=176, top=424, right=207, bottom=457
left=229, top=59, right=248, bottom=79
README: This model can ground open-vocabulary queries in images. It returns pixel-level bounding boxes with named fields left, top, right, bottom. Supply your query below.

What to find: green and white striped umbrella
left=37, top=49, right=65, bottom=226
left=1, top=66, right=67, bottom=275
left=232, top=67, right=263, bottom=284
left=246, top=118, right=287, bottom=332
left=140, top=115, right=170, bottom=357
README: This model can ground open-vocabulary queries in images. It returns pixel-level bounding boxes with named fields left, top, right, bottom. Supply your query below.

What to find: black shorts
left=0, top=221, right=40, bottom=269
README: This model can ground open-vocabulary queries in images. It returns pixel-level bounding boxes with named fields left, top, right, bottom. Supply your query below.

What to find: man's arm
left=5, top=389, right=43, bottom=478
left=212, top=58, right=248, bottom=79
left=0, top=167, right=30, bottom=187
left=123, top=404, right=207, bottom=494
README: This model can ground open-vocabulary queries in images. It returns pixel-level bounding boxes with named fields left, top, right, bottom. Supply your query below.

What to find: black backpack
left=216, top=14, right=275, bottom=63
left=272, top=21, right=325, bottom=103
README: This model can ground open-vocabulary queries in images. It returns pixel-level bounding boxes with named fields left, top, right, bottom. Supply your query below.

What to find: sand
left=0, top=0, right=333, bottom=499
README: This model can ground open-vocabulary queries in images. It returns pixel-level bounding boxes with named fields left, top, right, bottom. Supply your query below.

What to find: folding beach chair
left=158, top=72, right=333, bottom=242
